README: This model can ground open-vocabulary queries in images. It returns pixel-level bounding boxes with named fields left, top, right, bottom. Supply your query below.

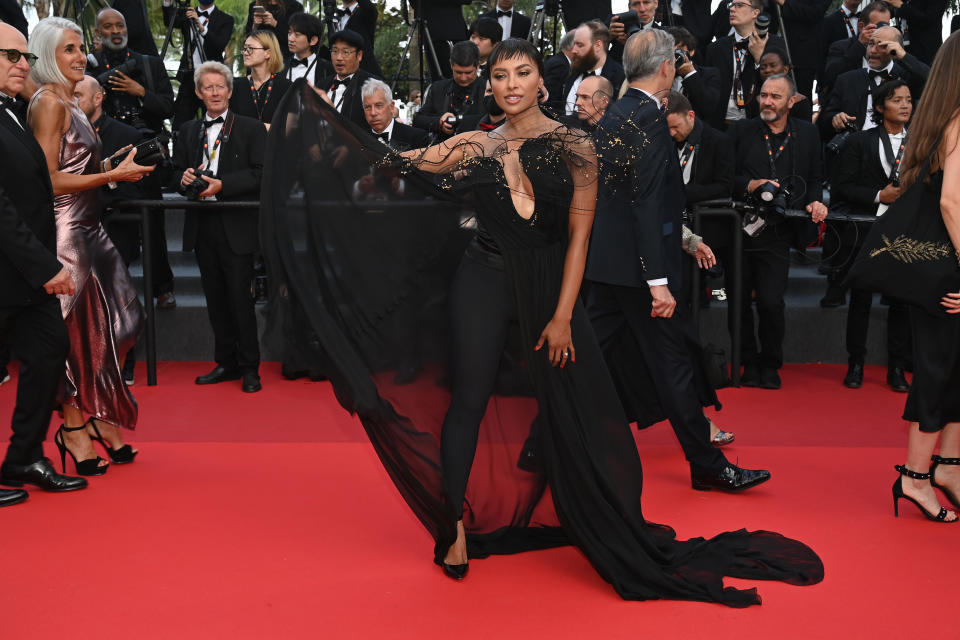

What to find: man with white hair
left=362, top=78, right=428, bottom=151
left=587, top=29, right=771, bottom=493
left=171, top=61, right=267, bottom=394
left=0, top=22, right=85, bottom=500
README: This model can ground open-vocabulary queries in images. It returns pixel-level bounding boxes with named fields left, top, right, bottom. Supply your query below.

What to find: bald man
left=0, top=23, right=86, bottom=499
left=572, top=74, right=613, bottom=130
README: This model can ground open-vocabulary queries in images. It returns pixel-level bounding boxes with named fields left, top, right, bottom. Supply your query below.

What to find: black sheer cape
left=260, top=80, right=823, bottom=607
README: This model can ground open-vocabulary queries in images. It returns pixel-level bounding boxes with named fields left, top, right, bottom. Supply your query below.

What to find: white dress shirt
left=287, top=52, right=318, bottom=85
left=328, top=74, right=354, bottom=112
left=725, top=32, right=750, bottom=121
left=339, top=1, right=357, bottom=31
left=565, top=66, right=601, bottom=115
left=840, top=5, right=859, bottom=38
left=371, top=119, right=395, bottom=144
left=200, top=109, right=227, bottom=200
left=863, top=60, right=895, bottom=132
left=875, top=127, right=906, bottom=216
left=495, top=3, right=513, bottom=38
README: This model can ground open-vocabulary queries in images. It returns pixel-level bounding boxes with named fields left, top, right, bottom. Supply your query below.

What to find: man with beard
left=745, top=48, right=811, bottom=121
left=821, top=1, right=892, bottom=99
left=561, top=21, right=625, bottom=116
left=728, top=74, right=826, bottom=389
left=87, top=8, right=177, bottom=311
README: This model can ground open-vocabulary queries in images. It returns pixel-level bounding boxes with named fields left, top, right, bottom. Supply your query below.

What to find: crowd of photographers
left=2, top=0, right=957, bottom=393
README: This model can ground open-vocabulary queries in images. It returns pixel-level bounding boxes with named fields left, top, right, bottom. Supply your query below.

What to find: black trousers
left=846, top=289, right=911, bottom=367
left=586, top=280, right=725, bottom=474
left=740, top=234, right=791, bottom=370
left=194, top=218, right=260, bottom=372
left=441, top=253, right=516, bottom=518
left=0, top=297, right=69, bottom=469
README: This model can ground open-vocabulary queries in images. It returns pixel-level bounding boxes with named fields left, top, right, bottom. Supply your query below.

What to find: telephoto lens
left=755, top=13, right=771, bottom=39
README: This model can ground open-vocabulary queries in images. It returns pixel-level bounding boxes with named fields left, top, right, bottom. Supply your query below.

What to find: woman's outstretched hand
left=941, top=291, right=960, bottom=314
left=110, top=146, right=155, bottom=183
left=535, top=317, right=575, bottom=368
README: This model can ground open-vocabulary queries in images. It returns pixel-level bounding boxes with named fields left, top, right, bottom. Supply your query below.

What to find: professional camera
left=742, top=181, right=792, bottom=236
left=611, top=11, right=642, bottom=37
left=95, top=57, right=139, bottom=87
left=755, top=13, right=771, bottom=38
left=827, top=121, right=858, bottom=155
left=674, top=48, right=689, bottom=68
left=322, top=0, right=337, bottom=18
left=445, top=114, right=463, bottom=127
left=184, top=168, right=214, bottom=200
left=108, top=137, right=167, bottom=170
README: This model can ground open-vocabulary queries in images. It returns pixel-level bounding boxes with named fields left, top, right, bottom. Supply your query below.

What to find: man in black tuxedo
left=419, top=0, right=472, bottom=79
left=316, top=29, right=378, bottom=128
left=588, top=29, right=770, bottom=492
left=832, top=79, right=913, bottom=392
left=730, top=74, right=826, bottom=389
left=822, top=1, right=892, bottom=98
left=413, top=41, right=484, bottom=140
left=820, top=26, right=928, bottom=142
left=886, top=0, right=948, bottom=65
left=543, top=30, right=574, bottom=113
left=0, top=24, right=86, bottom=500
left=362, top=78, right=429, bottom=150
left=284, top=12, right=334, bottom=86
left=162, top=0, right=236, bottom=129
left=656, top=0, right=713, bottom=54
left=112, top=0, right=160, bottom=56
left=704, top=0, right=783, bottom=130
left=333, top=0, right=382, bottom=77
left=769, top=0, right=830, bottom=100
left=481, top=0, right=532, bottom=40
left=821, top=0, right=862, bottom=58
left=88, top=8, right=177, bottom=309
left=172, top=62, right=266, bottom=393
left=668, top=26, right=722, bottom=125
left=561, top=21, right=625, bottom=117
left=609, top=0, right=663, bottom=64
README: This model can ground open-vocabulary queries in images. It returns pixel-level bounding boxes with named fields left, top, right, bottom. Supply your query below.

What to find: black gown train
left=260, top=81, right=823, bottom=607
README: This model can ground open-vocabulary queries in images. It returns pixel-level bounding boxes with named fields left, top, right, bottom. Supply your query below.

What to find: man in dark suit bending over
left=173, top=62, right=266, bottom=393
left=587, top=29, right=770, bottom=493
left=0, top=23, right=86, bottom=501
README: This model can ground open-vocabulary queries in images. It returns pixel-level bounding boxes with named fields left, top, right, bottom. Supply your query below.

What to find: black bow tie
left=291, top=57, right=309, bottom=67
left=497, top=9, right=512, bottom=17
left=734, top=39, right=749, bottom=50
left=0, top=94, right=15, bottom=108
left=203, top=115, right=224, bottom=128
left=331, top=76, right=351, bottom=89
left=376, top=131, right=389, bottom=143
left=198, top=9, right=210, bottom=17
left=869, top=69, right=890, bottom=82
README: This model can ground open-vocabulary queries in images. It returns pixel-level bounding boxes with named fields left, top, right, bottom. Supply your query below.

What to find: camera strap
left=678, top=141, right=698, bottom=170
left=201, top=112, right=233, bottom=169
left=762, top=125, right=791, bottom=180
left=879, top=129, right=907, bottom=182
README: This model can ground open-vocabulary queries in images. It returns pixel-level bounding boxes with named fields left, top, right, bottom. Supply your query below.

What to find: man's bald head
left=73, top=74, right=103, bottom=119
left=96, top=7, right=129, bottom=51
left=874, top=26, right=904, bottom=45
left=96, top=8, right=125, bottom=28
left=0, top=23, right=31, bottom=96
left=866, top=25, right=904, bottom=69
left=574, top=74, right=614, bottom=126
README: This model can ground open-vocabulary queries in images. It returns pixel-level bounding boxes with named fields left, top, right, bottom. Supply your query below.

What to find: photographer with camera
left=245, top=0, right=303, bottom=62
left=829, top=79, right=914, bottom=391
left=822, top=2, right=892, bottom=99
left=87, top=8, right=178, bottom=309
left=162, top=0, right=236, bottom=129
left=561, top=21, right=624, bottom=116
left=171, top=62, right=266, bottom=394
left=729, top=74, right=826, bottom=389
left=609, top=0, right=661, bottom=63
left=705, top=0, right=783, bottom=130
left=820, top=25, right=928, bottom=142
left=668, top=26, right=721, bottom=126
left=413, top=40, right=484, bottom=140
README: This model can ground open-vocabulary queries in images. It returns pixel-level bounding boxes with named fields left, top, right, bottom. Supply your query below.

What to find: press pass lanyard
left=679, top=142, right=698, bottom=170
left=201, top=114, right=232, bottom=167
left=733, top=45, right=747, bottom=108
left=249, top=74, right=275, bottom=121
left=880, top=130, right=907, bottom=186
left=762, top=127, right=791, bottom=180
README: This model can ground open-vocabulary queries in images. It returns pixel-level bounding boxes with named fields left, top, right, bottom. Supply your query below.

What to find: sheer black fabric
left=260, top=80, right=823, bottom=607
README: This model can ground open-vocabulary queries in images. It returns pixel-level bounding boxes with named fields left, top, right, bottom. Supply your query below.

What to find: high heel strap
left=60, top=423, right=90, bottom=433
left=932, top=455, right=960, bottom=465
left=895, top=464, right=931, bottom=480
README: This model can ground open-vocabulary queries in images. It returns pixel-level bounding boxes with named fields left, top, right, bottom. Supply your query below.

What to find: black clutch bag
left=844, top=142, right=960, bottom=316
left=108, top=137, right=167, bottom=169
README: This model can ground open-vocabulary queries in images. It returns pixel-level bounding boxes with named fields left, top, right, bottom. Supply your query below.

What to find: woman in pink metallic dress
left=27, top=18, right=154, bottom=476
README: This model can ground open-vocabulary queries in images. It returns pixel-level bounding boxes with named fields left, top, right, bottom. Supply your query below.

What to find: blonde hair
left=194, top=60, right=233, bottom=91
left=247, top=30, right=284, bottom=75
left=29, top=17, right=83, bottom=86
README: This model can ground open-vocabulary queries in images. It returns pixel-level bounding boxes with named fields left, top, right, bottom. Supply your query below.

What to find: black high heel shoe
left=87, top=418, right=137, bottom=464
left=930, top=455, right=960, bottom=511
left=893, top=464, right=956, bottom=522
left=54, top=425, right=108, bottom=477
left=442, top=561, right=469, bottom=580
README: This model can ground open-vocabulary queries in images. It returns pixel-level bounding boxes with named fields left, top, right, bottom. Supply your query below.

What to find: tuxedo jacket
left=832, top=127, right=897, bottom=217
left=560, top=57, right=625, bottom=112
left=704, top=34, right=784, bottom=129
left=819, top=56, right=929, bottom=140
left=112, top=0, right=160, bottom=56
left=379, top=121, right=430, bottom=152
left=778, top=0, right=831, bottom=71
left=543, top=52, right=570, bottom=113
left=413, top=77, right=485, bottom=135
left=0, top=111, right=62, bottom=307
left=317, top=68, right=378, bottom=128
left=230, top=74, right=293, bottom=124
left=821, top=10, right=858, bottom=58
left=172, top=112, right=266, bottom=254
left=87, top=49, right=175, bottom=134
left=822, top=36, right=865, bottom=96
left=560, top=0, right=611, bottom=31
left=655, top=0, right=714, bottom=53
left=0, top=0, right=28, bottom=37
left=896, top=0, right=948, bottom=65
left=679, top=64, right=722, bottom=125
left=162, top=4, right=235, bottom=78
left=682, top=117, right=733, bottom=207
left=588, top=89, right=685, bottom=292
left=419, top=0, right=470, bottom=42
left=282, top=56, right=335, bottom=86
left=480, top=8, right=532, bottom=39
left=341, top=0, right=383, bottom=77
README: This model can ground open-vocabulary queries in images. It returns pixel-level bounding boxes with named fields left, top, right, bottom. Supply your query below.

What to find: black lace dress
left=260, top=81, right=823, bottom=607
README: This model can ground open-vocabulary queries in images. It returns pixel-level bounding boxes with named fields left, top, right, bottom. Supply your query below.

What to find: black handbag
left=844, top=141, right=960, bottom=316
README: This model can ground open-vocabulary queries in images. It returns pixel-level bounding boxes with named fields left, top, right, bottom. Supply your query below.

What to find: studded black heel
left=930, top=455, right=960, bottom=511
left=893, top=464, right=957, bottom=522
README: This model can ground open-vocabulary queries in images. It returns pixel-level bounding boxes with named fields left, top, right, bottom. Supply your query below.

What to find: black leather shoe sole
left=691, top=472, right=771, bottom=493
left=0, top=476, right=87, bottom=492
left=0, top=489, right=28, bottom=506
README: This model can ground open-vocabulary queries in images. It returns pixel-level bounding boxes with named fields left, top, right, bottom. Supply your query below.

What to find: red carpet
left=0, top=363, right=956, bottom=638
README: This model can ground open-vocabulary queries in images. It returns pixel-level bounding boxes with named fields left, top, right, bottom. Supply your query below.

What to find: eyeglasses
left=0, top=49, right=38, bottom=66
left=728, top=2, right=752, bottom=9
left=330, top=47, right=357, bottom=57
left=241, top=46, right=266, bottom=54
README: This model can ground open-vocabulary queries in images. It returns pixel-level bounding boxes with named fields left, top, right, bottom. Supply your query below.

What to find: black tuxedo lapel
left=0, top=113, right=53, bottom=196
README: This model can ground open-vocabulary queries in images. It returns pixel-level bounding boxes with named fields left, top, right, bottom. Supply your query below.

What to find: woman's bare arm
left=399, top=130, right=486, bottom=174
left=938, top=117, right=960, bottom=312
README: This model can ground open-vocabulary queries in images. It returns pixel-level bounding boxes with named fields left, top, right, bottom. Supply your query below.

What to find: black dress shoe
left=0, top=488, right=28, bottom=506
left=887, top=366, right=910, bottom=392
left=195, top=366, right=242, bottom=385
left=242, top=371, right=262, bottom=393
left=442, top=562, right=469, bottom=580
left=0, top=458, right=88, bottom=492
left=691, top=464, right=771, bottom=492
left=740, top=364, right=761, bottom=387
left=843, top=362, right=864, bottom=389
left=759, top=368, right=781, bottom=389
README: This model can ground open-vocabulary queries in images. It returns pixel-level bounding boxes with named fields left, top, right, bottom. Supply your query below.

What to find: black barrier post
left=140, top=204, right=157, bottom=386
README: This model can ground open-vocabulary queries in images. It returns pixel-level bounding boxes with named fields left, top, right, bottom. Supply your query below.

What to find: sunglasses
left=0, top=48, right=38, bottom=66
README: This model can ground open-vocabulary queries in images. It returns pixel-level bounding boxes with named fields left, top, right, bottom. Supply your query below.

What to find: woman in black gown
left=260, top=39, right=822, bottom=606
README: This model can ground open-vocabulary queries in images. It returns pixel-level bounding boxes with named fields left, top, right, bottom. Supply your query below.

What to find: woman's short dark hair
left=871, top=78, right=910, bottom=125
left=487, top=39, right=544, bottom=78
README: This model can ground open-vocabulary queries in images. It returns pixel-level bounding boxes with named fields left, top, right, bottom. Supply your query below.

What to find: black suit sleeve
left=628, top=123, right=672, bottom=281
left=0, top=0, right=29, bottom=37
left=171, top=121, right=196, bottom=193
left=412, top=82, right=447, bottom=133
left=219, top=120, right=265, bottom=199
left=834, top=133, right=880, bottom=206
left=0, top=185, right=62, bottom=290
left=682, top=67, right=721, bottom=122
left=139, top=55, right=176, bottom=120
left=685, top=130, right=733, bottom=205
left=730, top=120, right=754, bottom=197
left=800, top=124, right=822, bottom=207
left=897, top=52, right=930, bottom=95
left=204, top=13, right=235, bottom=61
left=898, top=0, right=948, bottom=32
left=823, top=39, right=865, bottom=90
